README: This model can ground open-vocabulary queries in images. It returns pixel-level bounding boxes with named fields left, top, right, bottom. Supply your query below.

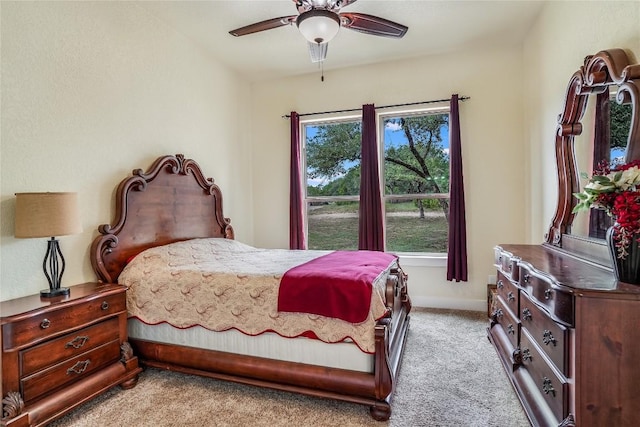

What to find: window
left=381, top=109, right=450, bottom=253
left=302, top=108, right=450, bottom=253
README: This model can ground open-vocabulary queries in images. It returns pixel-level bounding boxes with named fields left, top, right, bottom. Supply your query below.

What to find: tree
left=306, top=114, right=450, bottom=219
left=610, top=101, right=632, bottom=150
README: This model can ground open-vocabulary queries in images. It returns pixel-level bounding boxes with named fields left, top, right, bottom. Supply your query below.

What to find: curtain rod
left=282, top=96, right=470, bottom=119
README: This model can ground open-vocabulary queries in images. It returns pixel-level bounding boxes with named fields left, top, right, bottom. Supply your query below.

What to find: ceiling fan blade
left=335, top=0, right=358, bottom=10
left=340, top=12, right=408, bottom=38
left=308, top=42, right=328, bottom=63
left=229, top=16, right=297, bottom=37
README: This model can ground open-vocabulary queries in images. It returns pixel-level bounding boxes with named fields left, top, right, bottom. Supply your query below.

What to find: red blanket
left=277, top=250, right=397, bottom=323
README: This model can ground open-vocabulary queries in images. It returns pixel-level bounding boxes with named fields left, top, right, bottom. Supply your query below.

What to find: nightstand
left=1, top=283, right=141, bottom=427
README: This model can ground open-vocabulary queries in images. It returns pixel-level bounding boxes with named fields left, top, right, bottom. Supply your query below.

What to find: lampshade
left=296, top=10, right=341, bottom=45
left=15, top=192, right=82, bottom=238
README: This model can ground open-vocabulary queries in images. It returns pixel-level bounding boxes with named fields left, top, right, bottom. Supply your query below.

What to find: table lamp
left=15, top=192, right=82, bottom=297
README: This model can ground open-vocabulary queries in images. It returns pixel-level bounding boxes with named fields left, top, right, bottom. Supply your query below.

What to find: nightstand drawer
left=20, top=317, right=120, bottom=376
left=21, top=339, right=121, bottom=403
left=4, top=293, right=125, bottom=350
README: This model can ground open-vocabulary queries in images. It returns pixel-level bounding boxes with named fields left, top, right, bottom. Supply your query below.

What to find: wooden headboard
left=91, top=154, right=234, bottom=283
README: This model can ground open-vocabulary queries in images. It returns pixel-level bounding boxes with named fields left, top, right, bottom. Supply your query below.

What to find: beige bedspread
left=118, top=238, right=392, bottom=353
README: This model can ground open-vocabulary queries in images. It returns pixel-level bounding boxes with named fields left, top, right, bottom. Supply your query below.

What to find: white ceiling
left=137, top=0, right=545, bottom=82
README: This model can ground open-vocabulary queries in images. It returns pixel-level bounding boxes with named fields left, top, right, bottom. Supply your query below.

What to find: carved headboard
left=544, top=49, right=640, bottom=265
left=91, top=154, right=234, bottom=283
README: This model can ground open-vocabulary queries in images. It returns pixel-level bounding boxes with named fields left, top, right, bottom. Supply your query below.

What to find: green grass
left=307, top=203, right=448, bottom=252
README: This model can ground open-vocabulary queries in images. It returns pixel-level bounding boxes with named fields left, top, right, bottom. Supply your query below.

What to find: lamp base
left=40, top=287, right=70, bottom=298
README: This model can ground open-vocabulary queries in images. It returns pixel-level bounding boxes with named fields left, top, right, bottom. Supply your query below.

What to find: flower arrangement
left=573, top=160, right=640, bottom=259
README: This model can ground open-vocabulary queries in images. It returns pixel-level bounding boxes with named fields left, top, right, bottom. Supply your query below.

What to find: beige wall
left=0, top=2, right=253, bottom=300
left=250, top=47, right=528, bottom=309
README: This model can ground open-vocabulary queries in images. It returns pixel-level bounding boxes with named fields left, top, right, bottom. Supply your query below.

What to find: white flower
left=613, top=166, right=640, bottom=190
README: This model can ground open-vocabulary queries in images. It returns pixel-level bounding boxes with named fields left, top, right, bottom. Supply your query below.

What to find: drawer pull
left=544, top=289, right=553, bottom=300
left=40, top=319, right=51, bottom=329
left=542, top=330, right=557, bottom=346
left=542, top=377, right=556, bottom=397
left=496, top=280, right=504, bottom=290
left=67, top=360, right=91, bottom=375
left=522, top=308, right=532, bottom=321
left=101, top=301, right=109, bottom=310
left=492, top=308, right=504, bottom=321
left=507, top=324, right=515, bottom=335
left=65, top=335, right=89, bottom=349
left=523, top=274, right=531, bottom=283
left=522, top=348, right=533, bottom=362
left=507, top=291, right=515, bottom=302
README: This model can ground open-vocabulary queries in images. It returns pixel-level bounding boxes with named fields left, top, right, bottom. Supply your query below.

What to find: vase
left=606, top=226, right=640, bottom=284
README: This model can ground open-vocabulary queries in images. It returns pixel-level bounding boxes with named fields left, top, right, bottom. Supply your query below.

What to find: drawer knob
left=507, top=324, right=515, bottom=335
left=67, top=360, right=91, bottom=375
left=523, top=274, right=531, bottom=283
left=544, top=289, right=553, bottom=300
left=522, top=308, right=532, bottom=321
left=507, top=291, right=515, bottom=302
left=40, top=318, right=51, bottom=329
left=543, top=330, right=557, bottom=346
left=542, top=377, right=556, bottom=397
left=101, top=301, right=109, bottom=310
left=497, top=280, right=504, bottom=290
left=65, top=335, right=89, bottom=349
left=522, top=348, right=533, bottom=362
left=491, top=309, right=504, bottom=322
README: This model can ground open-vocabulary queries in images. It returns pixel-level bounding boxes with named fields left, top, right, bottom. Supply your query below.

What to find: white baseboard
left=411, top=296, right=485, bottom=312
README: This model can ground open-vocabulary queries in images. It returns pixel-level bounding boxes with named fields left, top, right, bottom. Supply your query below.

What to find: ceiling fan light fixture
left=296, top=9, right=340, bottom=44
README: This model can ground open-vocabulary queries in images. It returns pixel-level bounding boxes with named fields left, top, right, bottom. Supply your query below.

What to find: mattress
left=120, top=238, right=393, bottom=353
left=128, top=318, right=374, bottom=373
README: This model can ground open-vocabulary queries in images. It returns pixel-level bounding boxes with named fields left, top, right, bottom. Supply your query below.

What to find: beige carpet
left=50, top=308, right=530, bottom=427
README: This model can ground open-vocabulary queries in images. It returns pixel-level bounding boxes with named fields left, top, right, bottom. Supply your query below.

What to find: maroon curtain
left=447, top=94, right=468, bottom=281
left=289, top=111, right=306, bottom=249
left=358, top=104, right=385, bottom=251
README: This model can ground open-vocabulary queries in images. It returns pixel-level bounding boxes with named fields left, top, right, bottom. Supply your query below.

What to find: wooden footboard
left=131, top=266, right=411, bottom=421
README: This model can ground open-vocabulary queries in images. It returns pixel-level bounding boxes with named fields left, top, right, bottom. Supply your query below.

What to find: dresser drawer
left=520, top=328, right=569, bottom=425
left=496, top=271, right=519, bottom=316
left=520, top=292, right=569, bottom=376
left=495, top=247, right=519, bottom=282
left=20, top=317, right=120, bottom=376
left=21, top=339, right=121, bottom=403
left=492, top=297, right=519, bottom=349
left=519, top=264, right=574, bottom=326
left=3, top=293, right=125, bottom=350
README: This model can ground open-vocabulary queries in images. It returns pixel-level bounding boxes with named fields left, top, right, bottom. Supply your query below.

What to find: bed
left=90, top=154, right=411, bottom=420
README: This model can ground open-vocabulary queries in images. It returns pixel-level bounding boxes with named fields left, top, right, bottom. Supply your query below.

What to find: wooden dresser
left=1, top=283, right=141, bottom=427
left=488, top=244, right=640, bottom=426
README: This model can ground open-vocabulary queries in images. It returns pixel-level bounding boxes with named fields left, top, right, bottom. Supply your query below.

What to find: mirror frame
left=544, top=49, right=640, bottom=266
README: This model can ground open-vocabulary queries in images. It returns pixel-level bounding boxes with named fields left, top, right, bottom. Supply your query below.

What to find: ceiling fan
left=229, top=0, right=408, bottom=63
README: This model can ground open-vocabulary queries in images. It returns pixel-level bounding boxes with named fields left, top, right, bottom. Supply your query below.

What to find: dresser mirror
left=545, top=49, right=640, bottom=266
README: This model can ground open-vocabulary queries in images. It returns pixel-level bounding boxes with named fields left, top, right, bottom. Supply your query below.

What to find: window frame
left=378, top=106, right=451, bottom=256
left=300, top=106, right=451, bottom=255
